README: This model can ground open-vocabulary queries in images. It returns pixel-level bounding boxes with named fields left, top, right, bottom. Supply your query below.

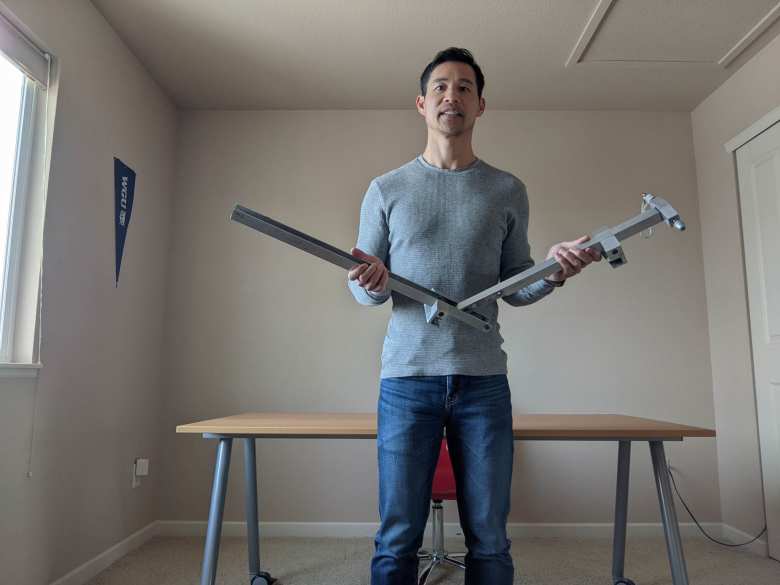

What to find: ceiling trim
left=567, top=0, right=780, bottom=70
left=718, top=1, right=780, bottom=67
left=565, top=0, right=616, bottom=67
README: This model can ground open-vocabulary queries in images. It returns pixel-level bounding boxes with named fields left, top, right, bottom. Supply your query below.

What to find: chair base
left=417, top=500, right=466, bottom=585
left=417, top=553, right=466, bottom=585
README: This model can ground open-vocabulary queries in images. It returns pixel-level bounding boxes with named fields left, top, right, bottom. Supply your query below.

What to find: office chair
left=417, top=437, right=466, bottom=584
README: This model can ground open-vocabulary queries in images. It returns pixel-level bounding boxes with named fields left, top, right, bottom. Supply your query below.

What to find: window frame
left=0, top=5, right=53, bottom=378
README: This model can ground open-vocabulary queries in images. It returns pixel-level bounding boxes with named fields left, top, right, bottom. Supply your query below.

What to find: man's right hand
left=349, top=248, right=389, bottom=294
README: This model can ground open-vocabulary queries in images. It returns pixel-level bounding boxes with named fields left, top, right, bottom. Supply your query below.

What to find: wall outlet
left=132, top=457, right=150, bottom=488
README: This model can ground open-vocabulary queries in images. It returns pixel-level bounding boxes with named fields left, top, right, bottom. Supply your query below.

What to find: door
left=736, top=120, right=780, bottom=560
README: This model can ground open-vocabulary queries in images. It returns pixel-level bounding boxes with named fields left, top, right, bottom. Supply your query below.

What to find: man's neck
left=422, top=135, right=477, bottom=170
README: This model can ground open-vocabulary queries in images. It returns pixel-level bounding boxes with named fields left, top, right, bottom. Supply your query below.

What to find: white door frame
left=725, top=105, right=780, bottom=154
left=726, top=107, right=780, bottom=560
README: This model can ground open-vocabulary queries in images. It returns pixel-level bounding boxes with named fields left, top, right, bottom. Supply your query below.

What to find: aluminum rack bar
left=231, top=205, right=493, bottom=331
left=457, top=193, right=685, bottom=312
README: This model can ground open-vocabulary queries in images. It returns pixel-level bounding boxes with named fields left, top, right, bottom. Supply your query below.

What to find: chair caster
left=251, top=572, right=276, bottom=585
left=614, top=579, right=636, bottom=585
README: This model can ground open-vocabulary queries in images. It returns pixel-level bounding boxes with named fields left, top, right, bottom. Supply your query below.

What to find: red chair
left=417, top=437, right=466, bottom=584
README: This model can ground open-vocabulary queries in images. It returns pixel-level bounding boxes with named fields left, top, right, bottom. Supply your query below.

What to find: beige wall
left=0, top=1, right=177, bottom=584
left=163, top=109, right=718, bottom=527
left=691, top=32, right=780, bottom=542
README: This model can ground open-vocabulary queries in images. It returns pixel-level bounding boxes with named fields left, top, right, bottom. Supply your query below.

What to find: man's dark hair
left=420, top=47, right=485, bottom=99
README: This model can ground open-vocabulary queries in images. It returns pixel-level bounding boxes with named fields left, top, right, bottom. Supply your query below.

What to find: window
left=0, top=9, right=52, bottom=368
left=0, top=55, right=24, bottom=295
left=0, top=53, right=30, bottom=361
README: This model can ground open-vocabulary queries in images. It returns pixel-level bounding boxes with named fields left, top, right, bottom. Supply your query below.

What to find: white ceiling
left=91, top=0, right=780, bottom=111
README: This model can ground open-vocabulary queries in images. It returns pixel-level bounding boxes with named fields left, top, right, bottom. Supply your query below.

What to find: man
left=347, top=47, right=600, bottom=585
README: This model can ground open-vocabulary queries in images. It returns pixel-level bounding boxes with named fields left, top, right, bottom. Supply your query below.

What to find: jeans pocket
left=465, top=374, right=511, bottom=402
left=377, top=377, right=442, bottom=459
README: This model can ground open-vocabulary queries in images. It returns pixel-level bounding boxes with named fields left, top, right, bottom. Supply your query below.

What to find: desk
left=177, top=413, right=715, bottom=585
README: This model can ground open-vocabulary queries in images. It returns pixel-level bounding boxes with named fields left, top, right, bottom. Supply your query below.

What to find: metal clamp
left=595, top=229, right=627, bottom=268
left=643, top=193, right=686, bottom=231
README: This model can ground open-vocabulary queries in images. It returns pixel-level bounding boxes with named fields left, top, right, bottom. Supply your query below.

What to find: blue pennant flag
left=114, top=158, right=136, bottom=287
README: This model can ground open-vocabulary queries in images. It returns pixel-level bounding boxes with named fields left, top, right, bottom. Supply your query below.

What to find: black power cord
left=667, top=466, right=767, bottom=547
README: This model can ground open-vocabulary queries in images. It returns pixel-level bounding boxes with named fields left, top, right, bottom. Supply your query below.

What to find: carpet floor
left=86, top=535, right=780, bottom=584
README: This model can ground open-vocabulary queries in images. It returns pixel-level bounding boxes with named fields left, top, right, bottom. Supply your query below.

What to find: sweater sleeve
left=348, top=180, right=392, bottom=306
left=500, top=181, right=556, bottom=307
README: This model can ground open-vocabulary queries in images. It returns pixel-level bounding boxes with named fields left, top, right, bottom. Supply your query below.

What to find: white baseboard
left=507, top=521, right=724, bottom=540
left=721, top=523, right=769, bottom=557
left=157, top=520, right=725, bottom=541
left=49, top=521, right=159, bottom=585
left=159, top=520, right=380, bottom=538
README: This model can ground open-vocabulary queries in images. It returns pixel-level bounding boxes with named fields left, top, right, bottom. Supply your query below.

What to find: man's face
left=416, top=61, right=485, bottom=137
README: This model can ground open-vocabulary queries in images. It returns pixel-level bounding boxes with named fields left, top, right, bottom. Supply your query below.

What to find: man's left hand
left=545, top=235, right=602, bottom=283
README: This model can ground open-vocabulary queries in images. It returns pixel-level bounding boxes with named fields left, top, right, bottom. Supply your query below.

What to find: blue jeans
left=371, top=374, right=515, bottom=585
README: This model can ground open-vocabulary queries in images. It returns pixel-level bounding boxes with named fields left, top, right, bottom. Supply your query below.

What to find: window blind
left=0, top=8, right=49, bottom=87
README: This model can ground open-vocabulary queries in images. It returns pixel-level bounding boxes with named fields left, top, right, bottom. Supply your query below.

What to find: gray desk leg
left=612, top=441, right=635, bottom=585
left=201, top=438, right=233, bottom=585
left=650, top=441, right=689, bottom=585
left=244, top=438, right=275, bottom=585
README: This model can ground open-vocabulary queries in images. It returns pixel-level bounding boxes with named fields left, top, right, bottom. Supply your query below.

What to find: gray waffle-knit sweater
left=348, top=155, right=557, bottom=378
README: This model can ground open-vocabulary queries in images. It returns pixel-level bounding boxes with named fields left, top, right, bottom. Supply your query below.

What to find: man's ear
left=477, top=96, right=486, bottom=117
left=415, top=95, right=426, bottom=116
